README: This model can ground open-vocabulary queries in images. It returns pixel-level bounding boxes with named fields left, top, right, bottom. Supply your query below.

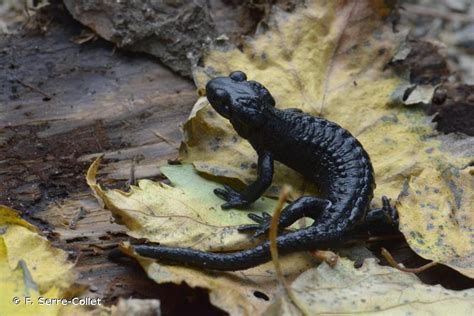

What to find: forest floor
left=0, top=0, right=473, bottom=315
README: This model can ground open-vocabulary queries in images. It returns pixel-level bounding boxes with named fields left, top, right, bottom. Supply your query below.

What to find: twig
left=153, top=130, right=179, bottom=149
left=367, top=234, right=403, bottom=243
left=128, top=155, right=144, bottom=187
left=269, top=185, right=291, bottom=290
left=342, top=233, right=402, bottom=247
left=69, top=207, right=86, bottom=230
left=381, top=247, right=438, bottom=273
left=23, top=0, right=31, bottom=19
left=269, top=185, right=307, bottom=313
left=16, top=79, right=53, bottom=100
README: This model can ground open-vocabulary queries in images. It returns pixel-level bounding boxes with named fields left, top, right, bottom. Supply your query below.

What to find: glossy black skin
left=134, top=71, right=398, bottom=270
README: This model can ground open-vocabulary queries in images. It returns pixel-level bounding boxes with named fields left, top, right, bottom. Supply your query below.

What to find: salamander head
left=205, top=71, right=275, bottom=128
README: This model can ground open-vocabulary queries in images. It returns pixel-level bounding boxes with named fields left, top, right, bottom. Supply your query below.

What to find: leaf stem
left=381, top=247, right=438, bottom=273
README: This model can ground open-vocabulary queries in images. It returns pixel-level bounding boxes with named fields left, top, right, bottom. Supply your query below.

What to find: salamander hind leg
left=361, top=196, right=399, bottom=234
left=238, top=196, right=332, bottom=238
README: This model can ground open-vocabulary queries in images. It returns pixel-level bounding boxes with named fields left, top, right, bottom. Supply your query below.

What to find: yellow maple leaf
left=183, top=0, right=473, bottom=276
left=88, top=159, right=291, bottom=251
left=119, top=242, right=315, bottom=315
left=0, top=206, right=85, bottom=315
left=398, top=167, right=474, bottom=277
left=270, top=258, right=474, bottom=315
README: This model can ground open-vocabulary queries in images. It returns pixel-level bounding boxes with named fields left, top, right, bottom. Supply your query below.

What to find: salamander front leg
left=239, top=196, right=332, bottom=237
left=214, top=151, right=273, bottom=209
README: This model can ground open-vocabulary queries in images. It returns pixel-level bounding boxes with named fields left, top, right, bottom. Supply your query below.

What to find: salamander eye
left=214, top=88, right=227, bottom=99
left=210, top=88, right=231, bottom=117
left=229, top=71, right=247, bottom=82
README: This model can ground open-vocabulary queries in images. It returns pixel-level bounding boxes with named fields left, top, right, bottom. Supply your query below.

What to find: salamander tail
left=132, top=227, right=326, bottom=271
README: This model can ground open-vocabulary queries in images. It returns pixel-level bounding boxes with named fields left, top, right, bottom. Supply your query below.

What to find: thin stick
left=153, top=130, right=179, bottom=149
left=69, top=207, right=86, bottom=230
left=269, top=185, right=291, bottom=290
left=129, top=156, right=137, bottom=187
left=367, top=234, right=403, bottom=243
left=16, top=79, right=53, bottom=100
left=381, top=247, right=438, bottom=273
left=269, top=186, right=308, bottom=313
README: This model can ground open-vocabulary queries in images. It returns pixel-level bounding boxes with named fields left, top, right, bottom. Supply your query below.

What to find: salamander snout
left=205, top=71, right=253, bottom=119
left=206, top=79, right=231, bottom=118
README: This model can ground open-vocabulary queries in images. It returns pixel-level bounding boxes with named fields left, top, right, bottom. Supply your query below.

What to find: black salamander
left=133, top=71, right=398, bottom=270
